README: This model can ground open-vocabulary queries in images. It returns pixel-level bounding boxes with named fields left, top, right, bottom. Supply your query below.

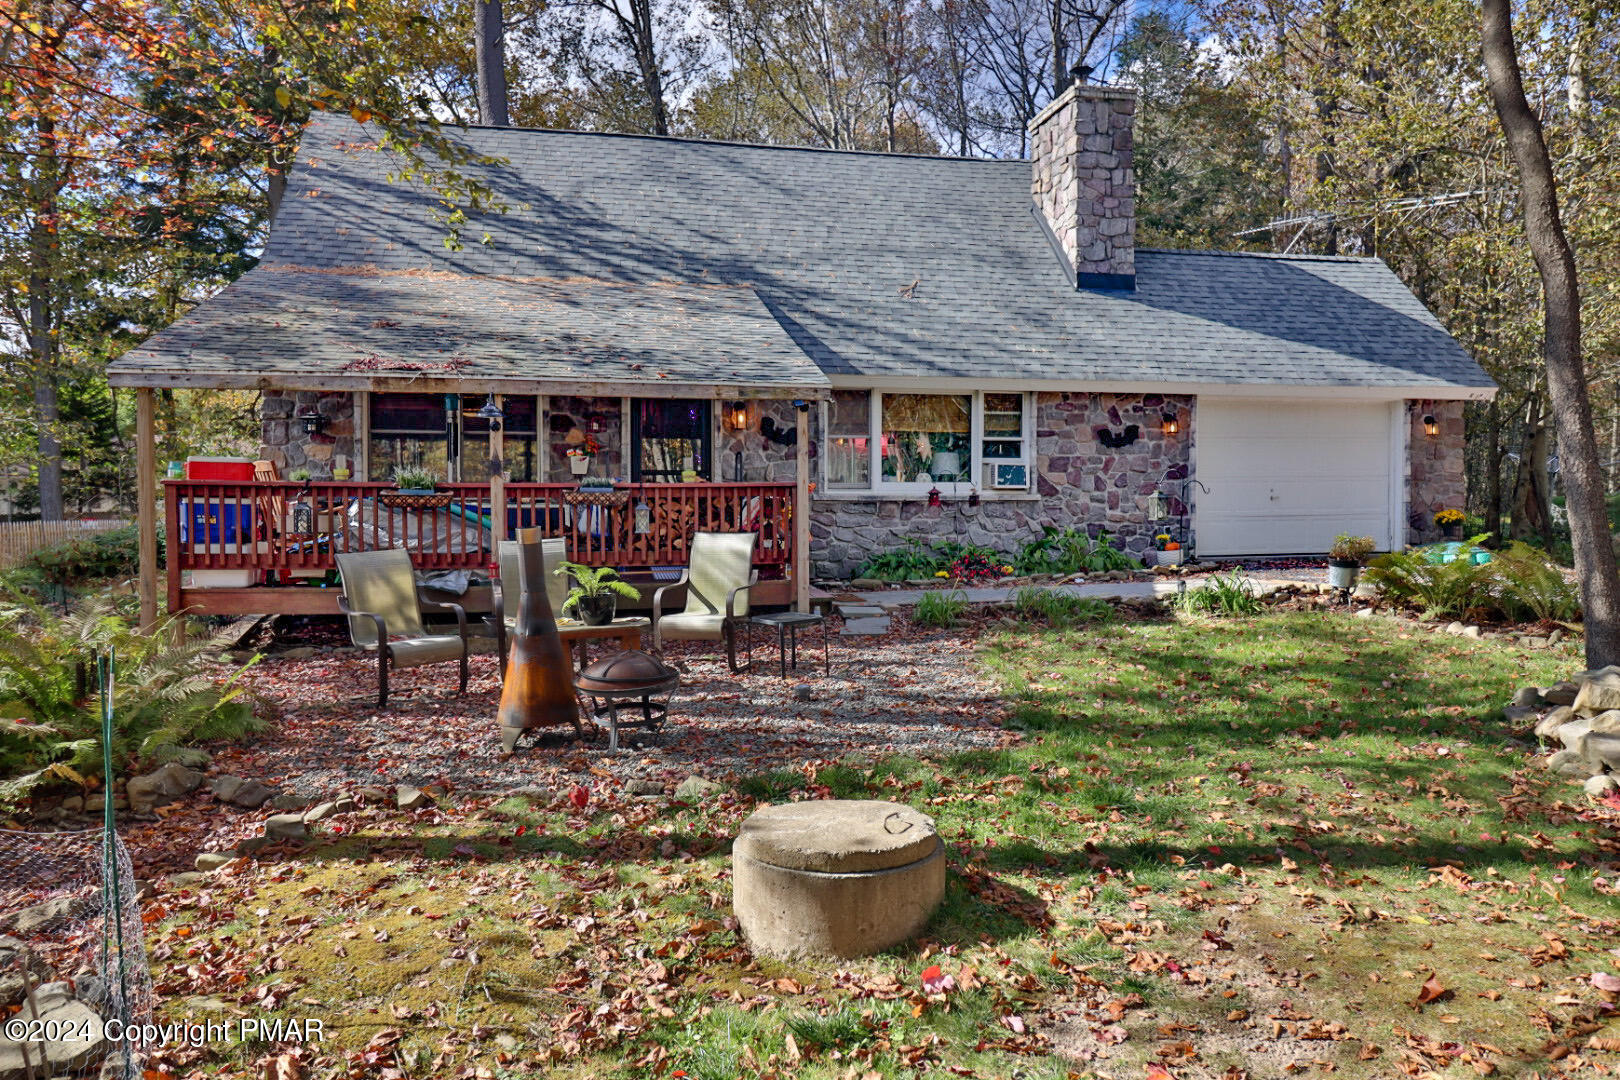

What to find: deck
left=162, top=480, right=799, bottom=616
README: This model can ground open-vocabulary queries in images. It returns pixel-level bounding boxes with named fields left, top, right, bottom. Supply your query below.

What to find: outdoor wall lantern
left=725, top=401, right=749, bottom=432
left=927, top=486, right=943, bottom=508
left=1161, top=411, right=1180, bottom=436
left=1147, top=489, right=1170, bottom=521
left=297, top=408, right=326, bottom=437
left=478, top=393, right=504, bottom=431
left=968, top=487, right=980, bottom=508
left=1423, top=413, right=1439, bottom=438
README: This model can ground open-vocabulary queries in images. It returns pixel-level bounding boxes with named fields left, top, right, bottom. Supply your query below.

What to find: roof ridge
left=1138, top=246, right=1381, bottom=264
left=314, top=111, right=1027, bottom=165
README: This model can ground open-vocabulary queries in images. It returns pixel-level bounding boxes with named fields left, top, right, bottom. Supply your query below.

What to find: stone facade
left=809, top=392, right=1192, bottom=577
left=260, top=390, right=357, bottom=478
left=718, top=399, right=800, bottom=483
left=546, top=396, right=625, bottom=480
left=1406, top=399, right=1466, bottom=545
left=1029, top=83, right=1136, bottom=284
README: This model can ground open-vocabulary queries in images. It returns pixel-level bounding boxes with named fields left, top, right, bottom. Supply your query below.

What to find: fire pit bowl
left=574, top=650, right=679, bottom=751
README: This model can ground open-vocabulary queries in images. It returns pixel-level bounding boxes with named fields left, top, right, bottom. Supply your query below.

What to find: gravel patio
left=211, top=625, right=1012, bottom=799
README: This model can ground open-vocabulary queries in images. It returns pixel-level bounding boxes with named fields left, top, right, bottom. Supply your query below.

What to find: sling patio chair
left=651, top=531, right=758, bottom=672
left=490, top=536, right=568, bottom=680
left=335, top=548, right=471, bottom=707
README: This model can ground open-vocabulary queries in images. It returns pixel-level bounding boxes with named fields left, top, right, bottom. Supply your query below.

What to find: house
left=109, top=80, right=1492, bottom=627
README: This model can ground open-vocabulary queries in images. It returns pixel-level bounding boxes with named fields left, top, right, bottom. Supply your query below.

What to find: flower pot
left=1156, top=549, right=1184, bottom=566
left=1327, top=559, right=1361, bottom=590
left=574, top=593, right=617, bottom=626
left=569, top=456, right=591, bottom=476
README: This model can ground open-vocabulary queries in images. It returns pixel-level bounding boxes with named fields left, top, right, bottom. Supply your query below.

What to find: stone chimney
left=1029, top=81, right=1136, bottom=290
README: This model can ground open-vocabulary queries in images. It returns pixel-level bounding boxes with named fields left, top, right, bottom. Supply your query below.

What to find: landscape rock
left=849, top=578, right=886, bottom=590
left=1535, top=706, right=1574, bottom=742
left=1546, top=749, right=1597, bottom=778
left=269, top=793, right=309, bottom=812
left=675, top=776, right=723, bottom=802
left=1502, top=704, right=1541, bottom=728
left=0, top=895, right=88, bottom=937
left=279, top=646, right=317, bottom=659
left=1557, top=718, right=1594, bottom=753
left=194, top=853, right=234, bottom=872
left=167, top=872, right=207, bottom=888
left=1549, top=629, right=1565, bottom=646
left=1444, top=621, right=1464, bottom=635
left=842, top=616, right=892, bottom=635
left=0, top=935, right=47, bottom=1007
left=125, top=762, right=204, bottom=811
left=1573, top=666, right=1620, bottom=714
left=625, top=779, right=664, bottom=796
left=357, top=786, right=390, bottom=803
left=1582, top=734, right=1620, bottom=773
left=396, top=785, right=434, bottom=811
left=0, top=981, right=107, bottom=1078
left=264, top=814, right=307, bottom=839
left=792, top=684, right=814, bottom=701
left=210, top=775, right=277, bottom=809
left=303, top=801, right=339, bottom=824
left=333, top=795, right=357, bottom=813
left=1511, top=686, right=1543, bottom=708
left=235, top=836, right=272, bottom=856
left=1583, top=774, right=1620, bottom=801
left=1461, top=625, right=1482, bottom=639
left=1543, top=680, right=1580, bottom=706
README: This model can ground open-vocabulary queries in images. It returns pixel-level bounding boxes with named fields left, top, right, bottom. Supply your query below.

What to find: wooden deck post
left=135, top=388, right=159, bottom=632
left=489, top=393, right=506, bottom=545
left=794, top=403, right=810, bottom=612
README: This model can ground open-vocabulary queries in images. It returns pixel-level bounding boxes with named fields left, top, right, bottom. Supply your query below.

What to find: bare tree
left=1481, top=0, right=1620, bottom=667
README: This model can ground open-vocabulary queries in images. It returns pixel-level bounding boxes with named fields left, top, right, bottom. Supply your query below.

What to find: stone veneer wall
left=718, top=399, right=799, bottom=483
left=809, top=392, right=1192, bottom=577
left=547, top=396, right=625, bottom=480
left=1406, top=399, right=1466, bottom=546
left=260, top=390, right=356, bottom=477
left=1029, top=83, right=1136, bottom=281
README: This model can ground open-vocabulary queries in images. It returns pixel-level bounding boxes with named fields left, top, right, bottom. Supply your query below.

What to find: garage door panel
left=1195, top=400, right=1396, bottom=556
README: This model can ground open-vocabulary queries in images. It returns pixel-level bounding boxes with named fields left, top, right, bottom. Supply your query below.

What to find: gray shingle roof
left=110, top=113, right=1493, bottom=392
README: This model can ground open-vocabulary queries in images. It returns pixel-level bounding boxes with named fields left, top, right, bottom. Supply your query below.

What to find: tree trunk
left=1482, top=0, right=1620, bottom=667
left=1483, top=395, right=1502, bottom=542
left=30, top=110, right=63, bottom=521
left=475, top=0, right=510, bottom=126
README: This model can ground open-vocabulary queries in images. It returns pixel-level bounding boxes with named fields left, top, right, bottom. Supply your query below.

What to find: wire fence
left=0, top=520, right=129, bottom=571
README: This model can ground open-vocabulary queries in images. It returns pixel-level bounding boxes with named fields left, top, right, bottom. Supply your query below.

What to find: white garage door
left=1195, top=399, right=1400, bottom=556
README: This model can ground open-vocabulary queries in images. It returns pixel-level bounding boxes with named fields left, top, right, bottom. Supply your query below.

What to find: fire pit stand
left=574, top=650, right=680, bottom=751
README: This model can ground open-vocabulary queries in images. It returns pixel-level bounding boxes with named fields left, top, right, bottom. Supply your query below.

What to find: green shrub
left=1489, top=542, right=1580, bottom=622
left=855, top=538, right=1008, bottom=581
left=1364, top=537, right=1494, bottom=619
left=24, top=524, right=158, bottom=585
left=1010, top=587, right=1114, bottom=627
left=911, top=590, right=969, bottom=628
left=1171, top=574, right=1263, bottom=617
left=0, top=592, right=263, bottom=806
left=1012, top=526, right=1143, bottom=575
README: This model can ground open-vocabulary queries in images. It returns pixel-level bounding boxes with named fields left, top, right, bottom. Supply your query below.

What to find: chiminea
left=575, top=650, right=679, bottom=751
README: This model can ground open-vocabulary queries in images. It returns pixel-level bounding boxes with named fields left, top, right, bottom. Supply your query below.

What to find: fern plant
left=1486, top=542, right=1580, bottom=623
left=1364, top=538, right=1493, bottom=619
left=0, top=591, right=262, bottom=806
left=554, top=562, right=641, bottom=615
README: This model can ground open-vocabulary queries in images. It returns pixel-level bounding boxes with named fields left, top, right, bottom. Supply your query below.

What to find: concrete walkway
left=849, top=574, right=1312, bottom=607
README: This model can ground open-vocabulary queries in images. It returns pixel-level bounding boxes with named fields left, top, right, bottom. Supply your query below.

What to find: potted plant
left=567, top=433, right=601, bottom=476
left=556, top=561, right=641, bottom=625
left=1153, top=532, right=1184, bottom=566
left=380, top=467, right=451, bottom=508
left=1434, top=508, right=1465, bottom=539
left=1327, top=533, right=1376, bottom=589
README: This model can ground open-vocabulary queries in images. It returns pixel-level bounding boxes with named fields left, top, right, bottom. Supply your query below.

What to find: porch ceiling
left=107, top=265, right=830, bottom=398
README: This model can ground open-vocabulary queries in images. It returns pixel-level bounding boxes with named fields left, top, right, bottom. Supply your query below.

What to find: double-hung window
left=821, top=391, right=1032, bottom=494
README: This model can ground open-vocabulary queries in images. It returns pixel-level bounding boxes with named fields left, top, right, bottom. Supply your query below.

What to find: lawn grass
left=146, top=611, right=1620, bottom=1079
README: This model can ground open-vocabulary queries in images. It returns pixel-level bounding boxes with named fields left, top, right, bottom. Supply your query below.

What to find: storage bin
left=184, top=456, right=255, bottom=481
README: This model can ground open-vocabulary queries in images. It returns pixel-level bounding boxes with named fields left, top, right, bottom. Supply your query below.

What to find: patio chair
left=490, top=536, right=568, bottom=679
left=651, top=531, right=758, bottom=672
left=335, top=548, right=471, bottom=707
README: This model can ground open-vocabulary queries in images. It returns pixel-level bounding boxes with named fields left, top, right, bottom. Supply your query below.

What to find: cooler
left=184, top=456, right=255, bottom=481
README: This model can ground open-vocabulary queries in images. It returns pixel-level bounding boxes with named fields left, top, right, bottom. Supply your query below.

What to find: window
left=632, top=399, right=712, bottom=482
left=881, top=394, right=971, bottom=487
left=820, top=391, right=1032, bottom=494
left=825, top=391, right=871, bottom=489
left=369, top=392, right=449, bottom=480
left=981, top=392, right=1030, bottom=490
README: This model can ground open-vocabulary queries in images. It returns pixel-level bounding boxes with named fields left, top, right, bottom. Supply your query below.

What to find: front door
left=632, top=399, right=712, bottom=482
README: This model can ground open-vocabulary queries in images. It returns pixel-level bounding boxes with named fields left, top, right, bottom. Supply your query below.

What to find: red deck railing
left=162, top=480, right=795, bottom=586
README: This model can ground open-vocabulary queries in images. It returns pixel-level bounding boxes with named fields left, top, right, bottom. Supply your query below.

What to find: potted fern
left=1328, top=534, right=1377, bottom=590
left=556, top=561, right=640, bottom=625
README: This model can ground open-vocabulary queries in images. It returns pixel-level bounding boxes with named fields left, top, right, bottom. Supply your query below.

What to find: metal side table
left=748, top=611, right=831, bottom=678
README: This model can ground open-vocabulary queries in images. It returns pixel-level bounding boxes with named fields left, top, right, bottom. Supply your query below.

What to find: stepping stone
left=841, top=616, right=890, bottom=636
left=732, top=800, right=944, bottom=959
left=834, top=603, right=888, bottom=618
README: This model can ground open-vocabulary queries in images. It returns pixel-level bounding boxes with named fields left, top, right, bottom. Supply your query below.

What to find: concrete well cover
left=735, top=800, right=940, bottom=874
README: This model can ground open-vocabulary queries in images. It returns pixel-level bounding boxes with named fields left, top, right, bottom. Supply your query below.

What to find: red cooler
left=184, top=456, right=255, bottom=481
